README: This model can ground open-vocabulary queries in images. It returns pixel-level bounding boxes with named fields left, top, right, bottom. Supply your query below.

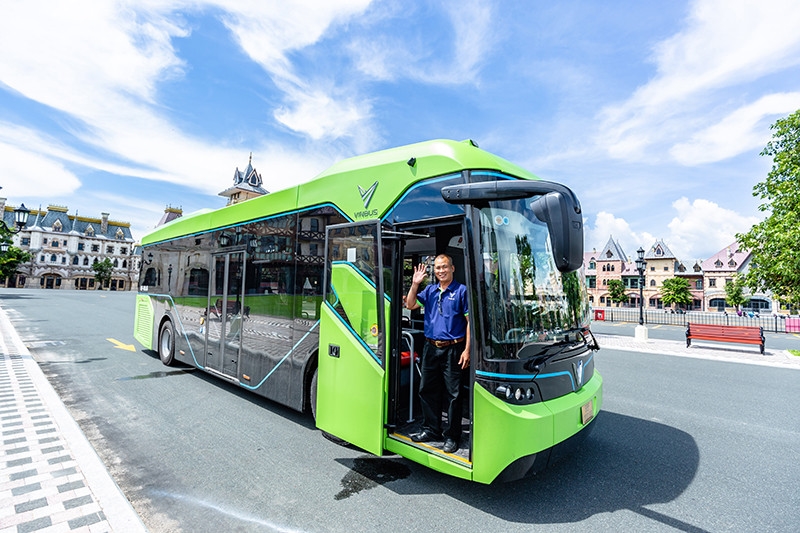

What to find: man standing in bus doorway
left=405, top=254, right=470, bottom=454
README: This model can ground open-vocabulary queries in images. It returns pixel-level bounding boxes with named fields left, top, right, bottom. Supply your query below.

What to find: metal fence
left=593, top=307, right=800, bottom=334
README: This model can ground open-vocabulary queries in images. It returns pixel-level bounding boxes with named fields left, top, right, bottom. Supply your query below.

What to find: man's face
left=433, top=257, right=454, bottom=283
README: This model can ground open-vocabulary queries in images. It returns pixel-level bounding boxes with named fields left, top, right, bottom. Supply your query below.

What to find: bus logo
left=358, top=181, right=378, bottom=209
left=573, top=360, right=584, bottom=388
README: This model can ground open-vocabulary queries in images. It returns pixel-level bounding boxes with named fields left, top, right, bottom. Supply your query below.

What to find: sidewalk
left=595, top=332, right=800, bottom=370
left=0, top=307, right=147, bottom=533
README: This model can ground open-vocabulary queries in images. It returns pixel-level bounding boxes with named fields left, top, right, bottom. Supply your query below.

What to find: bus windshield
left=478, top=198, right=590, bottom=360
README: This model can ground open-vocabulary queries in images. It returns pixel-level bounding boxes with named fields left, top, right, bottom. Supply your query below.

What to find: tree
left=737, top=109, right=800, bottom=308
left=724, top=275, right=749, bottom=311
left=606, top=279, right=628, bottom=306
left=92, top=258, right=114, bottom=289
left=0, top=241, right=32, bottom=284
left=661, top=277, right=692, bottom=309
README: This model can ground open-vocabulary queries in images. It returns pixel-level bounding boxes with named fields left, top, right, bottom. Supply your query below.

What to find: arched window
left=650, top=279, right=656, bottom=286
left=83, top=257, right=89, bottom=266
left=72, top=257, right=79, bottom=265
left=122, top=260, right=127, bottom=268
left=50, top=254, right=57, bottom=262
left=113, top=259, right=119, bottom=267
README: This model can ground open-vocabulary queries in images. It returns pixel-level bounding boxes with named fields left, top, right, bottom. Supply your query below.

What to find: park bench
left=685, top=323, right=765, bottom=354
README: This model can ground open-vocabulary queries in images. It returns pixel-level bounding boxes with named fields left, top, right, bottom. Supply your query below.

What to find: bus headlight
left=514, top=388, right=523, bottom=400
left=526, top=388, right=534, bottom=400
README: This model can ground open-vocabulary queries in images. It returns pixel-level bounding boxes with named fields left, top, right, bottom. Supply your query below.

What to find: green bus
left=133, top=139, right=602, bottom=483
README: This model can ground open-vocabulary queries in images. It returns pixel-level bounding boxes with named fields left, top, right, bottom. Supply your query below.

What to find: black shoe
left=442, top=438, right=459, bottom=453
left=411, top=430, right=442, bottom=443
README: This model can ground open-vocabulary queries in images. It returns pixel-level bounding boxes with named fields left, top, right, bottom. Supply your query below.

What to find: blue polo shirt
left=417, top=280, right=469, bottom=341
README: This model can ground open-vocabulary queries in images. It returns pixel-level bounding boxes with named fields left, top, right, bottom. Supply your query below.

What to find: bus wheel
left=158, top=320, right=176, bottom=366
left=310, top=368, right=351, bottom=447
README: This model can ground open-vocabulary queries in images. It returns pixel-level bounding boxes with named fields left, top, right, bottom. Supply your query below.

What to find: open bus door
left=316, top=221, right=390, bottom=454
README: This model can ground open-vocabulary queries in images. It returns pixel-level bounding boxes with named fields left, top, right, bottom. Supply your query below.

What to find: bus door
left=316, top=221, right=390, bottom=455
left=207, top=251, right=245, bottom=378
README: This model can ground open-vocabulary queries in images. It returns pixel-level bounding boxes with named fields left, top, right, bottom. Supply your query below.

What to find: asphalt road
left=2, top=289, right=799, bottom=532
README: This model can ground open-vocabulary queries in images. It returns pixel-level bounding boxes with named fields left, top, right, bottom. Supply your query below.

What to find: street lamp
left=0, top=204, right=31, bottom=234
left=635, top=247, right=648, bottom=340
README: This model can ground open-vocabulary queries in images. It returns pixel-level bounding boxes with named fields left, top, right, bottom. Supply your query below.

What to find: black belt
left=427, top=337, right=465, bottom=348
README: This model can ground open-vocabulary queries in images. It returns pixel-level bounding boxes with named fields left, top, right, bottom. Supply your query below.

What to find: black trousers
left=418, top=340, right=465, bottom=441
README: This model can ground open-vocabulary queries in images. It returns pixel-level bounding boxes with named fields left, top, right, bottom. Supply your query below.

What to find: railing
left=594, top=307, right=800, bottom=334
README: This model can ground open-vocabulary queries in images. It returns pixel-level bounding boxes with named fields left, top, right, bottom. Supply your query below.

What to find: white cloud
left=0, top=142, right=81, bottom=198
left=670, top=92, right=800, bottom=164
left=586, top=197, right=762, bottom=264
left=349, top=0, right=495, bottom=85
left=665, top=197, right=759, bottom=259
left=598, top=0, right=800, bottom=164
left=0, top=0, right=375, bottom=205
left=585, top=211, right=655, bottom=261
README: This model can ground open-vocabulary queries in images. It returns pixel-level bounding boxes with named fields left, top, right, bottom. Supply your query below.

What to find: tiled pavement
left=0, top=307, right=146, bottom=533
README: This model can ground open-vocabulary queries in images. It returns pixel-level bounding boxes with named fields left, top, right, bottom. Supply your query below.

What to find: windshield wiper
left=519, top=328, right=596, bottom=372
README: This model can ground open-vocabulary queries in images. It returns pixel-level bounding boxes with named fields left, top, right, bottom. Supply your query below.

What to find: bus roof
left=141, top=139, right=538, bottom=245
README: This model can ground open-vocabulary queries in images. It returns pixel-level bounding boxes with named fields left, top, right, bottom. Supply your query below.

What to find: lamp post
left=635, top=247, right=648, bottom=340
left=0, top=204, right=31, bottom=234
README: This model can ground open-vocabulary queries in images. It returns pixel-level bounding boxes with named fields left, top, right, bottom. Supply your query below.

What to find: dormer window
left=728, top=259, right=736, bottom=267
left=116, top=228, right=124, bottom=239
left=655, top=246, right=663, bottom=256
left=53, top=220, right=63, bottom=232
left=714, top=259, right=723, bottom=268
left=85, top=225, right=95, bottom=237
left=606, top=250, right=613, bottom=258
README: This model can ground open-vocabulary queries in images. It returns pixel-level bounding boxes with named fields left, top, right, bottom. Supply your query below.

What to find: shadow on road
left=348, top=411, right=702, bottom=531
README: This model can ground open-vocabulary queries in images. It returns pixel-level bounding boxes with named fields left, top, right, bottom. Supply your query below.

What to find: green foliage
left=661, top=277, right=692, bottom=307
left=92, top=258, right=114, bottom=288
left=724, top=275, right=749, bottom=310
left=0, top=243, right=32, bottom=281
left=606, top=279, right=628, bottom=305
left=737, top=109, right=800, bottom=307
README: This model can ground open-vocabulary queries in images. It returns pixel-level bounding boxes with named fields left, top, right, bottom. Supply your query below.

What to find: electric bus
left=133, top=139, right=602, bottom=483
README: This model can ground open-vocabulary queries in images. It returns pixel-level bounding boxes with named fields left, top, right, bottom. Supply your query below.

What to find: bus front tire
left=158, top=320, right=176, bottom=366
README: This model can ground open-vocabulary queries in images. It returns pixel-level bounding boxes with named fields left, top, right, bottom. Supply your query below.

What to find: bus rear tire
left=158, top=320, right=176, bottom=366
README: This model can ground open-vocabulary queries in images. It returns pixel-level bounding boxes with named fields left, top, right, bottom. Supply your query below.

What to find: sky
left=1, top=0, right=799, bottom=263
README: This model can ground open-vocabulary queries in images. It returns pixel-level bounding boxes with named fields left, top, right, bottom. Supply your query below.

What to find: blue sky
left=1, top=0, right=799, bottom=261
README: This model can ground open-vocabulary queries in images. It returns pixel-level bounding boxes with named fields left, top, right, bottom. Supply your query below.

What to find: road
left=2, top=289, right=799, bottom=532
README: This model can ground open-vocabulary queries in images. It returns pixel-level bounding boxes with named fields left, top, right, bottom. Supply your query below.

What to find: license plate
left=580, top=400, right=594, bottom=425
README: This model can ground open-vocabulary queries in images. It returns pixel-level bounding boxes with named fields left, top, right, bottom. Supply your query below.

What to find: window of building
left=85, top=225, right=94, bottom=237
left=725, top=278, right=732, bottom=285
left=120, top=247, right=127, bottom=255
left=93, top=258, right=99, bottom=264
left=589, top=261, right=596, bottom=269
left=53, top=220, right=63, bottom=232
left=43, top=238, right=48, bottom=244
left=50, top=254, right=57, bottom=262
left=72, top=257, right=79, bottom=265
left=663, top=266, right=668, bottom=271
left=650, top=266, right=655, bottom=271
left=22, top=238, right=30, bottom=246
left=61, top=257, right=66, bottom=264
left=650, top=279, right=656, bottom=286
left=40, top=255, right=45, bottom=262
left=310, top=219, right=319, bottom=233
left=709, top=278, right=716, bottom=287
left=122, top=260, right=127, bottom=269
left=696, top=280, right=703, bottom=289
left=107, top=246, right=114, bottom=254
left=83, top=257, right=89, bottom=266
left=91, top=244, right=99, bottom=252
left=52, top=241, right=59, bottom=248
left=78, top=243, right=84, bottom=251
left=113, top=259, right=119, bottom=267
left=714, top=259, right=723, bottom=267
left=728, top=259, right=736, bottom=267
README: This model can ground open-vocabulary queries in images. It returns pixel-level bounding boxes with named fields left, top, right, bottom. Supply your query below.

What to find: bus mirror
left=529, top=192, right=583, bottom=273
left=441, top=180, right=583, bottom=273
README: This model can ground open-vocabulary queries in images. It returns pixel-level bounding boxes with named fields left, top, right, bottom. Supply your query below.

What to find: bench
left=685, top=323, right=765, bottom=354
